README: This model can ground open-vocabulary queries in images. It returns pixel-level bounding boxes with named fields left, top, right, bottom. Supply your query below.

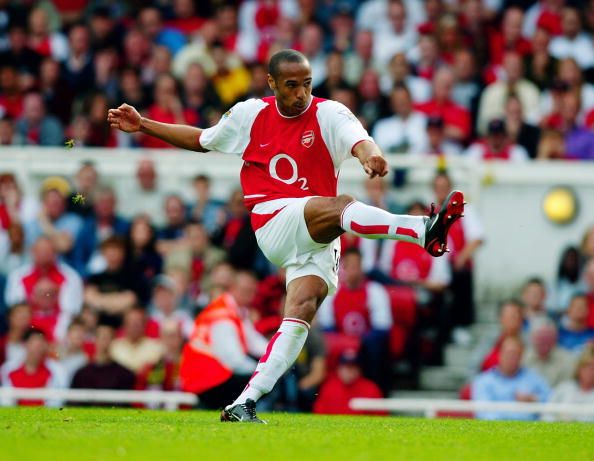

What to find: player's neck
left=275, top=97, right=313, bottom=119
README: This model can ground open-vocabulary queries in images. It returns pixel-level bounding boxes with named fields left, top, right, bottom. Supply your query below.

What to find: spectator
left=549, top=343, right=594, bottom=421
left=66, top=162, right=99, bottom=218
left=584, top=258, right=594, bottom=328
left=299, top=23, right=327, bottom=88
left=61, top=24, right=94, bottom=94
left=488, top=7, right=532, bottom=69
left=166, top=0, right=206, bottom=36
left=523, top=317, right=576, bottom=388
left=558, top=294, right=594, bottom=353
left=125, top=214, right=163, bottom=281
left=156, top=194, right=188, bottom=255
left=71, top=323, right=136, bottom=394
left=0, top=24, right=42, bottom=80
left=26, top=8, right=68, bottom=62
left=136, top=318, right=184, bottom=396
left=550, top=246, right=584, bottom=315
left=88, top=5, right=126, bottom=52
left=372, top=84, right=428, bottom=155
left=549, top=6, right=594, bottom=70
left=432, top=172, right=484, bottom=344
left=472, top=336, right=550, bottom=420
left=313, top=349, right=385, bottom=416
left=210, top=44, right=251, bottom=108
left=451, top=49, right=481, bottom=114
left=408, top=33, right=442, bottom=81
left=120, top=158, right=167, bottom=226
left=425, top=115, right=463, bottom=157
left=74, top=185, right=130, bottom=276
left=536, top=129, right=566, bottom=160
left=5, top=236, right=83, bottom=342
left=37, top=57, right=74, bottom=126
left=1, top=328, right=67, bottom=407
left=0, top=222, right=27, bottom=277
left=138, top=7, right=186, bottom=56
left=252, top=268, right=286, bottom=326
left=57, top=318, right=88, bottom=385
left=505, top=95, right=541, bottom=159
left=381, top=52, right=431, bottom=103
left=525, top=27, right=557, bottom=91
left=0, top=65, right=23, bottom=119
left=140, top=74, right=199, bottom=149
left=465, top=119, right=529, bottom=162
left=521, top=277, right=549, bottom=326
left=142, top=45, right=173, bottom=87
left=180, top=271, right=268, bottom=409
left=373, top=0, right=417, bottom=69
left=416, top=67, right=472, bottom=144
left=343, top=30, right=376, bottom=88
left=480, top=300, right=524, bottom=371
left=14, top=92, right=64, bottom=146
left=318, top=248, right=392, bottom=390
left=117, top=67, right=148, bottom=113
left=356, top=69, right=390, bottom=132
left=0, top=115, right=15, bottom=145
left=84, top=236, right=150, bottom=324
left=187, top=174, right=225, bottom=235
left=181, top=63, right=222, bottom=124
left=477, top=52, right=540, bottom=134
left=523, top=0, right=564, bottom=39
left=81, top=92, right=118, bottom=147
left=0, top=302, right=31, bottom=366
left=558, top=92, right=594, bottom=160
left=110, top=307, right=163, bottom=373
left=23, top=180, right=83, bottom=258
left=148, top=275, right=193, bottom=339
left=314, top=51, right=350, bottom=100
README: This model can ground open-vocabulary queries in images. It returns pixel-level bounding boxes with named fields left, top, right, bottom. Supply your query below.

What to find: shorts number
left=269, top=153, right=309, bottom=190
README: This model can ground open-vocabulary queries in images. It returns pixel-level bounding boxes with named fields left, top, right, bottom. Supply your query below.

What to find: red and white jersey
left=199, top=96, right=372, bottom=211
left=318, top=280, right=392, bottom=336
left=444, top=203, right=485, bottom=266
left=378, top=241, right=451, bottom=286
left=465, top=141, right=528, bottom=162
left=4, top=262, right=83, bottom=341
left=0, top=359, right=67, bottom=407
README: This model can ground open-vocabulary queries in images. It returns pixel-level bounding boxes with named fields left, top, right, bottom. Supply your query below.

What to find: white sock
left=341, top=201, right=425, bottom=246
left=230, top=318, right=310, bottom=407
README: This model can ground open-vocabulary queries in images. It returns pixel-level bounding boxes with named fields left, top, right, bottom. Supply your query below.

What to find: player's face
left=269, top=61, right=313, bottom=117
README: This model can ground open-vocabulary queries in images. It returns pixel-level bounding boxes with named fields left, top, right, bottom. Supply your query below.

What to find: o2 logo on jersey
left=301, top=130, right=314, bottom=148
left=269, top=153, right=309, bottom=190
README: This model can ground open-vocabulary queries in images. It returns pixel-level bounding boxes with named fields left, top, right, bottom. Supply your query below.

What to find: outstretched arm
left=107, top=103, right=207, bottom=152
left=352, top=140, right=388, bottom=178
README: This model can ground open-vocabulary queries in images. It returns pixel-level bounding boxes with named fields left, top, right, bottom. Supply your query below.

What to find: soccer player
left=108, top=49, right=465, bottom=423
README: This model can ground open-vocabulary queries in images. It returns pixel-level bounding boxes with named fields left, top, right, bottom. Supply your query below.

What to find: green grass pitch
left=1, top=408, right=593, bottom=461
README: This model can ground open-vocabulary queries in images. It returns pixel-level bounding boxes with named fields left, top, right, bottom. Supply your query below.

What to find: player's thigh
left=283, top=275, right=329, bottom=324
left=304, top=194, right=354, bottom=244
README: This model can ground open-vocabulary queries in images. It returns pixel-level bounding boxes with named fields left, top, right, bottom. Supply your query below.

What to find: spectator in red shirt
left=488, top=7, right=532, bottom=69
left=140, top=74, right=198, bottom=149
left=525, top=27, right=557, bottom=91
left=465, top=119, right=529, bottom=162
left=1, top=328, right=67, bottom=407
left=416, top=66, right=471, bottom=143
left=0, top=65, right=24, bottom=119
left=313, top=349, right=385, bottom=416
left=480, top=300, right=525, bottom=371
left=583, top=258, right=594, bottom=328
left=319, top=248, right=392, bottom=391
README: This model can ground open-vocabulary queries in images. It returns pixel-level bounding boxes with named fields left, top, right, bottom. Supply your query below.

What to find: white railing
left=0, top=388, right=197, bottom=410
left=350, top=398, right=594, bottom=421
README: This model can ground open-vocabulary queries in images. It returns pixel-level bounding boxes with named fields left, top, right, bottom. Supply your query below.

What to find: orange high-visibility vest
left=179, top=293, right=248, bottom=394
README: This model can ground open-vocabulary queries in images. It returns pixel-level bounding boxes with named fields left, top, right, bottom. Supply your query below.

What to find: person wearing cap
left=426, top=115, right=463, bottom=156
left=465, top=118, right=529, bottom=161
left=312, top=349, right=385, bottom=416
left=148, top=274, right=194, bottom=339
left=23, top=179, right=83, bottom=259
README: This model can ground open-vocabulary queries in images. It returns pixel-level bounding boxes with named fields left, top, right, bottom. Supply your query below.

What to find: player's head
left=268, top=49, right=312, bottom=117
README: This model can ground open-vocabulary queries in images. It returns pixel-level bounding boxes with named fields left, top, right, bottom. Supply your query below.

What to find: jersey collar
left=275, top=97, right=313, bottom=119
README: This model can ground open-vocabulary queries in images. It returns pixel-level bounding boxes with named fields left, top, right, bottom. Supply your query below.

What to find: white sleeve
left=316, top=296, right=336, bottom=330
left=210, top=320, right=258, bottom=374
left=461, top=205, right=486, bottom=242
left=464, top=143, right=484, bottom=161
left=427, top=255, right=452, bottom=286
left=317, top=100, right=374, bottom=168
left=510, top=145, right=529, bottom=162
left=367, top=282, right=393, bottom=330
left=199, top=99, right=267, bottom=155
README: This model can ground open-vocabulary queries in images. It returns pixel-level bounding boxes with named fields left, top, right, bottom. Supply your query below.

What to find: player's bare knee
left=334, top=194, right=355, bottom=217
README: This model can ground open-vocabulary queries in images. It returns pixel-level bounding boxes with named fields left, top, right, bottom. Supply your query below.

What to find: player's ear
left=267, top=74, right=276, bottom=91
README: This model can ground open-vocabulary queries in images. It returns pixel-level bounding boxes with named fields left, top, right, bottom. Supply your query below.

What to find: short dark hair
left=23, top=327, right=47, bottom=342
left=268, top=49, right=308, bottom=80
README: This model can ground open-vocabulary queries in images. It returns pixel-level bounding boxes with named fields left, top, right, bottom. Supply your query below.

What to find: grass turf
left=0, top=408, right=593, bottom=461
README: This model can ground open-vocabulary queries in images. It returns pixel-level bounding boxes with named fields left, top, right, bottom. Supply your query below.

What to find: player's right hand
left=107, top=103, right=142, bottom=133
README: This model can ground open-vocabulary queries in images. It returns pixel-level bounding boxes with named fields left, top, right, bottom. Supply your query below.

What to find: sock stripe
left=351, top=221, right=390, bottom=235
left=259, top=332, right=281, bottom=364
left=283, top=318, right=311, bottom=329
left=395, top=227, right=419, bottom=239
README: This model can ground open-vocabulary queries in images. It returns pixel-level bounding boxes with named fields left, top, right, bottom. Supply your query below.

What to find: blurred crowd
left=2, top=1, right=594, bottom=160
left=0, top=0, right=593, bottom=417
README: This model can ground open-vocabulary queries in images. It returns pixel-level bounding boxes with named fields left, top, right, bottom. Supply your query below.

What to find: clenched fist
left=107, top=103, right=142, bottom=133
left=363, top=154, right=388, bottom=178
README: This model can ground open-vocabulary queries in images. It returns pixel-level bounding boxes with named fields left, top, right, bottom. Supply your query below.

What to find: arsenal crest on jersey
left=301, top=130, right=314, bottom=148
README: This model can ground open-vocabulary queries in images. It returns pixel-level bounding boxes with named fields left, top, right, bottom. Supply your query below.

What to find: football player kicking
left=108, top=49, right=465, bottom=423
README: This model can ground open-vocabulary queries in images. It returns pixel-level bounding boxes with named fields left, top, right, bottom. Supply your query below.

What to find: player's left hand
left=363, top=154, right=388, bottom=178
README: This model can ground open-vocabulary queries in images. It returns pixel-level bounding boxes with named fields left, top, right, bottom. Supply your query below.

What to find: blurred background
left=0, top=0, right=593, bottom=419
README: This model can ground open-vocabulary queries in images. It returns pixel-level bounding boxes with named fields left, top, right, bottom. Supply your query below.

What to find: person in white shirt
left=372, top=84, right=428, bottom=155
left=549, top=7, right=594, bottom=70
left=371, top=0, right=418, bottom=69
left=379, top=52, right=432, bottom=103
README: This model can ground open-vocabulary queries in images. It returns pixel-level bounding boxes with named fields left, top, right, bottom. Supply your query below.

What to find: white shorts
left=253, top=197, right=340, bottom=294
